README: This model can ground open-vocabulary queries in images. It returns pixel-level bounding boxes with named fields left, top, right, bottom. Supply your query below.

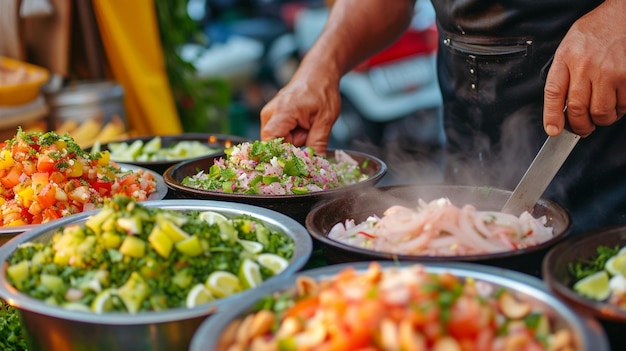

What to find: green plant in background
left=155, top=0, right=232, bottom=133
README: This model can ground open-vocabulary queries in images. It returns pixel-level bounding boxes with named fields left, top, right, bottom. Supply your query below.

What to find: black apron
left=432, top=0, right=626, bottom=234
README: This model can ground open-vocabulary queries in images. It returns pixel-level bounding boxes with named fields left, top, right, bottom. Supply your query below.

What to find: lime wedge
left=239, top=258, right=263, bottom=289
left=256, top=253, right=289, bottom=274
left=142, top=136, right=162, bottom=153
left=186, top=283, right=214, bottom=308
left=198, top=211, right=228, bottom=225
left=573, top=270, right=611, bottom=301
left=91, top=288, right=117, bottom=313
left=206, top=271, right=242, bottom=298
left=238, top=239, right=264, bottom=254
left=606, top=253, right=626, bottom=277
left=63, top=302, right=92, bottom=312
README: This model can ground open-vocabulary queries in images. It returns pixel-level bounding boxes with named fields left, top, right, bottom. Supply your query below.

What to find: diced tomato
left=36, top=184, right=58, bottom=209
left=1, top=166, right=23, bottom=188
left=284, top=296, right=320, bottom=320
left=37, top=154, right=57, bottom=173
left=49, top=171, right=66, bottom=185
left=447, top=296, right=487, bottom=340
left=31, top=172, right=49, bottom=192
left=42, top=208, right=62, bottom=222
left=89, top=179, right=113, bottom=194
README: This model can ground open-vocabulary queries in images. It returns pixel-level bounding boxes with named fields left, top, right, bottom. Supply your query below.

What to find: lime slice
left=206, top=271, right=242, bottom=298
left=238, top=239, right=264, bottom=254
left=239, top=258, right=263, bottom=289
left=198, top=211, right=228, bottom=225
left=186, top=283, right=214, bottom=308
left=63, top=302, right=92, bottom=312
left=573, top=270, right=611, bottom=301
left=256, top=253, right=289, bottom=274
left=605, top=253, right=626, bottom=277
left=142, top=136, right=162, bottom=153
left=91, top=289, right=117, bottom=313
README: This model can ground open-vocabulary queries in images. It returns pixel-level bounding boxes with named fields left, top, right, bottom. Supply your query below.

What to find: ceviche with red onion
left=328, top=197, right=554, bottom=256
left=216, top=262, right=575, bottom=351
left=181, top=138, right=368, bottom=195
left=0, top=129, right=158, bottom=226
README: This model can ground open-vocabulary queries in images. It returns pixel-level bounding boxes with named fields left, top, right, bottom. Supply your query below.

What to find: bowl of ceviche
left=0, top=196, right=312, bottom=351
left=305, top=184, right=571, bottom=277
left=0, top=129, right=168, bottom=240
left=89, top=133, right=250, bottom=175
left=163, top=138, right=387, bottom=224
left=189, top=261, right=608, bottom=351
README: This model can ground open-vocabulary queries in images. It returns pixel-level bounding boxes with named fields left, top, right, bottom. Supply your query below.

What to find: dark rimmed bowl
left=91, top=133, right=250, bottom=175
left=0, top=199, right=312, bottom=351
left=189, top=261, right=608, bottom=351
left=0, top=163, right=168, bottom=242
left=163, top=149, right=387, bottom=224
left=305, top=184, right=571, bottom=277
left=543, top=226, right=626, bottom=349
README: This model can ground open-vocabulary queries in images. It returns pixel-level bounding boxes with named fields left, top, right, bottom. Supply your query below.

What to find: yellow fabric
left=92, top=0, right=181, bottom=135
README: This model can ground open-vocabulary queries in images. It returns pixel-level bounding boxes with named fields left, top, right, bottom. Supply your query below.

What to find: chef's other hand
left=543, top=0, right=626, bottom=137
left=260, top=72, right=341, bottom=155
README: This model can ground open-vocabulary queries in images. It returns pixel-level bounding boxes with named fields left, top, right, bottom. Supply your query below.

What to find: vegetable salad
left=217, top=263, right=576, bottom=351
left=181, top=138, right=369, bottom=195
left=5, top=196, right=294, bottom=313
left=0, top=129, right=158, bottom=226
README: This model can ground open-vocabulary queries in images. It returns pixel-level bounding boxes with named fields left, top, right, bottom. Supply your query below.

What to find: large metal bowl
left=543, top=226, right=626, bottom=349
left=163, top=149, right=387, bottom=224
left=306, top=184, right=571, bottom=277
left=0, top=199, right=312, bottom=351
left=0, top=163, right=168, bottom=243
left=189, top=261, right=608, bottom=351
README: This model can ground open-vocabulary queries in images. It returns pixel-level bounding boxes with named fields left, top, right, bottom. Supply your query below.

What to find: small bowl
left=189, top=261, right=608, bottom=351
left=0, top=163, right=168, bottom=241
left=163, top=149, right=387, bottom=224
left=0, top=56, right=49, bottom=106
left=543, top=226, right=626, bottom=321
left=542, top=226, right=626, bottom=350
left=305, top=184, right=571, bottom=277
left=0, top=199, right=312, bottom=351
left=91, top=133, right=250, bottom=175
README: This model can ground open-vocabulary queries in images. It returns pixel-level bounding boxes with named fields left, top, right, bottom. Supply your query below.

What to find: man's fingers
left=543, top=59, right=570, bottom=136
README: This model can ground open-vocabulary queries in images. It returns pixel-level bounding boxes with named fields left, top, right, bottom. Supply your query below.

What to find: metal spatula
left=502, top=128, right=580, bottom=215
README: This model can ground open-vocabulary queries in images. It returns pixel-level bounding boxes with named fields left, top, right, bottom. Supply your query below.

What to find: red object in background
left=354, top=25, right=438, bottom=71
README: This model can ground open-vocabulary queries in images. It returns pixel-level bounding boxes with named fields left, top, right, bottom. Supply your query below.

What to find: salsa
left=5, top=196, right=295, bottom=313
left=0, top=129, right=158, bottom=226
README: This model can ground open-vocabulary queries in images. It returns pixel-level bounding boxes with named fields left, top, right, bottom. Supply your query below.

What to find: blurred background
left=0, top=0, right=444, bottom=183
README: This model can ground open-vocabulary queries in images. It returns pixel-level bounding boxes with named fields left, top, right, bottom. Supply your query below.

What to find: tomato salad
left=218, top=263, right=576, bottom=351
left=0, top=129, right=158, bottom=226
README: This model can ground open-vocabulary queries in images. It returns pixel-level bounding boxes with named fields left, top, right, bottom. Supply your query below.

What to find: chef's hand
left=543, top=0, right=626, bottom=137
left=260, top=72, right=341, bottom=155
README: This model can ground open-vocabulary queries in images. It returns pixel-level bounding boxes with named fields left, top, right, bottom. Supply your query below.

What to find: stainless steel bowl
left=305, top=185, right=571, bottom=277
left=163, top=149, right=388, bottom=224
left=0, top=163, right=168, bottom=242
left=0, top=200, right=312, bottom=351
left=189, top=261, right=608, bottom=351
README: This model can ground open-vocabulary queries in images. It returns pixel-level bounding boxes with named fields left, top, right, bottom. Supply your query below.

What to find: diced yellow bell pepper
left=0, top=150, right=15, bottom=170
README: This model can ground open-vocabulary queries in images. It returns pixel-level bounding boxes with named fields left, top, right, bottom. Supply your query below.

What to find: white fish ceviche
left=216, top=262, right=576, bottom=351
left=181, top=138, right=369, bottom=195
left=328, top=197, right=554, bottom=256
